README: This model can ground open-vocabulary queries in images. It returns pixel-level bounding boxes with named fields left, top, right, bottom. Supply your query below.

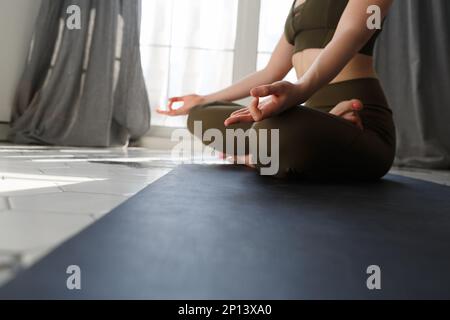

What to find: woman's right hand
left=156, top=94, right=206, bottom=116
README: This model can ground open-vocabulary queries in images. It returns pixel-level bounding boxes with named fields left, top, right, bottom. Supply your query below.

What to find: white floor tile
left=0, top=151, right=23, bottom=156
left=0, top=211, right=93, bottom=252
left=59, top=180, right=150, bottom=196
left=41, top=166, right=171, bottom=184
left=0, top=197, right=9, bottom=211
left=111, top=173, right=172, bottom=183
left=40, top=166, right=127, bottom=179
left=109, top=168, right=172, bottom=182
left=0, top=268, right=14, bottom=287
left=0, top=253, right=20, bottom=273
left=0, top=166, right=44, bottom=176
left=9, top=192, right=127, bottom=214
left=20, top=247, right=53, bottom=269
left=0, top=159, right=69, bottom=169
left=0, top=178, right=62, bottom=197
left=91, top=211, right=111, bottom=220
left=390, top=168, right=450, bottom=186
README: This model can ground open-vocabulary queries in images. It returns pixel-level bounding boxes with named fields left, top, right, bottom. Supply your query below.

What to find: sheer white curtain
left=257, top=0, right=297, bottom=81
left=140, top=0, right=295, bottom=128
left=140, top=0, right=238, bottom=127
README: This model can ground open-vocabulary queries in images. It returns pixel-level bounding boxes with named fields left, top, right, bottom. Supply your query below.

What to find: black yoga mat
left=1, top=165, right=450, bottom=299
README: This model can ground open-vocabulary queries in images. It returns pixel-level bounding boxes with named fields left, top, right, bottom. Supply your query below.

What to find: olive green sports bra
left=285, top=0, right=382, bottom=56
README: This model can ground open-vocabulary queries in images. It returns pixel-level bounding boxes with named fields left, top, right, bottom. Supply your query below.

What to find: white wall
left=0, top=0, right=41, bottom=122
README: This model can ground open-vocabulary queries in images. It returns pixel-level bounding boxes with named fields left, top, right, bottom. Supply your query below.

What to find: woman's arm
left=158, top=35, right=294, bottom=116
left=295, top=0, right=393, bottom=98
left=204, top=35, right=294, bottom=103
left=225, top=0, right=393, bottom=124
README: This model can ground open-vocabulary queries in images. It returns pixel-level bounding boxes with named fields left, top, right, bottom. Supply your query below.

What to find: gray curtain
left=8, top=0, right=151, bottom=147
left=375, top=0, right=450, bottom=169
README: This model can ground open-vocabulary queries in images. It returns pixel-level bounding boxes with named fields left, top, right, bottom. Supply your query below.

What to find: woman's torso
left=293, top=49, right=377, bottom=83
left=289, top=0, right=378, bottom=83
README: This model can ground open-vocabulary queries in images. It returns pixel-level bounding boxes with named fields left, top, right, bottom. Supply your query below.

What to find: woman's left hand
left=224, top=81, right=304, bottom=126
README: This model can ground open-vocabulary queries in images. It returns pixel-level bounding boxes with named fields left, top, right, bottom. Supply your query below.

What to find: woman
left=158, top=0, right=395, bottom=180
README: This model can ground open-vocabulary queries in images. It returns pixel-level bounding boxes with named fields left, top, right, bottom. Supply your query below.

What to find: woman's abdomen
left=292, top=49, right=377, bottom=83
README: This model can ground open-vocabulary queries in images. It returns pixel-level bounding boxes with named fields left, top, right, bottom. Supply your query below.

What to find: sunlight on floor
left=1, top=173, right=101, bottom=193
left=0, top=144, right=176, bottom=287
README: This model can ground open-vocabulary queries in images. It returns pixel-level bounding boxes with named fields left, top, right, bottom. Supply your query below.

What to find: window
left=257, top=0, right=297, bottom=81
left=140, top=0, right=296, bottom=128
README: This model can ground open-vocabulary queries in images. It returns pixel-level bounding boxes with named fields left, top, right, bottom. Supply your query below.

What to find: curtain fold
left=9, top=0, right=151, bottom=147
left=375, top=0, right=450, bottom=169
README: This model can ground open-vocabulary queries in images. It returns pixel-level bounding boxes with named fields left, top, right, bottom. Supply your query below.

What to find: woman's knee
left=251, top=107, right=349, bottom=177
left=251, top=113, right=313, bottom=177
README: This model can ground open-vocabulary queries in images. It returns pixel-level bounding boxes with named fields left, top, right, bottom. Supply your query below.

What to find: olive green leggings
left=187, top=79, right=396, bottom=180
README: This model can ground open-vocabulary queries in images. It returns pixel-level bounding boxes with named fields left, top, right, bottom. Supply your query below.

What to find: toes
left=330, top=99, right=364, bottom=116
left=329, top=99, right=364, bottom=130
left=330, top=100, right=353, bottom=117
left=350, top=99, right=363, bottom=111
left=230, top=154, right=256, bottom=168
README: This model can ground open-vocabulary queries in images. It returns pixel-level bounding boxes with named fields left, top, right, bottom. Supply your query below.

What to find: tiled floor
left=0, top=142, right=449, bottom=288
left=0, top=144, right=178, bottom=286
left=390, top=167, right=450, bottom=186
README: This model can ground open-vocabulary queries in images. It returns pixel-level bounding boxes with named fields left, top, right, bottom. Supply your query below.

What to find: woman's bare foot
left=329, top=99, right=364, bottom=130
left=217, top=152, right=227, bottom=160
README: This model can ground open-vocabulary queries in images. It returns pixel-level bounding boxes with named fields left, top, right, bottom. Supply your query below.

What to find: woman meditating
left=158, top=0, right=395, bottom=180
